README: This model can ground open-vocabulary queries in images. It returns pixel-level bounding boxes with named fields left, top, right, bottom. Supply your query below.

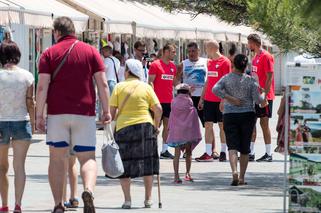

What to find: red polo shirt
left=205, top=56, right=231, bottom=102
left=251, top=49, right=275, bottom=100
left=149, top=59, right=177, bottom=103
left=38, top=35, right=105, bottom=116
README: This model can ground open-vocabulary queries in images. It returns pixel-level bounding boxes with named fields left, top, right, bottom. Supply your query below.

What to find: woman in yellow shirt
left=110, top=59, right=162, bottom=209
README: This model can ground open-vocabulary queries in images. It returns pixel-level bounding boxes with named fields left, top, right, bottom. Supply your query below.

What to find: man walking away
left=36, top=17, right=111, bottom=213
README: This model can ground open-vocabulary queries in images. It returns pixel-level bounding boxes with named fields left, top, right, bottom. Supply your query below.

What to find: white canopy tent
left=0, top=0, right=88, bottom=32
left=59, top=0, right=271, bottom=44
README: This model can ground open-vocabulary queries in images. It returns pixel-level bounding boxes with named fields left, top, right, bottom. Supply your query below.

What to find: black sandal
left=52, top=203, right=65, bottom=213
left=231, top=180, right=239, bottom=186
left=82, top=190, right=95, bottom=213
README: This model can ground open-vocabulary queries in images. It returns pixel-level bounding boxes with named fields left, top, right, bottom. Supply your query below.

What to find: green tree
left=138, top=0, right=321, bottom=56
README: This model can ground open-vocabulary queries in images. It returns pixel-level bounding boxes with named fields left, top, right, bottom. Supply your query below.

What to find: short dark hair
left=247, top=34, right=261, bottom=46
left=177, top=89, right=189, bottom=94
left=228, top=43, right=237, bottom=56
left=134, top=41, right=145, bottom=49
left=53, top=16, right=75, bottom=37
left=233, top=54, right=248, bottom=72
left=163, top=43, right=176, bottom=53
left=0, top=41, right=21, bottom=65
left=187, top=42, right=198, bottom=49
left=101, top=46, right=113, bottom=52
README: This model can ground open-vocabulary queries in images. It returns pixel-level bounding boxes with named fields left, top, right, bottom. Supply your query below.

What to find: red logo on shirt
left=161, top=74, right=174, bottom=80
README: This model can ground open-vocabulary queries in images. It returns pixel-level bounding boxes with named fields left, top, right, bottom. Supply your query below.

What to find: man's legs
left=195, top=121, right=214, bottom=162
left=218, top=122, right=227, bottom=161
left=48, top=146, right=69, bottom=206
left=68, top=156, right=78, bottom=200
left=250, top=126, right=256, bottom=156
left=256, top=117, right=273, bottom=162
left=160, top=104, right=174, bottom=159
left=76, top=151, right=97, bottom=193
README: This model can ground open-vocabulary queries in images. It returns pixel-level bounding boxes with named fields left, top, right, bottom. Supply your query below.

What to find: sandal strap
left=53, top=203, right=65, bottom=213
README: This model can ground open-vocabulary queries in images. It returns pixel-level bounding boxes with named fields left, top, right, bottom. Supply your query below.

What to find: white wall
left=11, top=23, right=30, bottom=71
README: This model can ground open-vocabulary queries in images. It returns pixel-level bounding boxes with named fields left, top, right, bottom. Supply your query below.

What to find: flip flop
left=52, top=203, right=65, bottom=213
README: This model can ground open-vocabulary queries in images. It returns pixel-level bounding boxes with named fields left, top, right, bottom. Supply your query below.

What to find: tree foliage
left=138, top=0, right=321, bottom=56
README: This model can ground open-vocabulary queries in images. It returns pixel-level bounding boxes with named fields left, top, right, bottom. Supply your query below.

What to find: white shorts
left=46, top=114, right=96, bottom=152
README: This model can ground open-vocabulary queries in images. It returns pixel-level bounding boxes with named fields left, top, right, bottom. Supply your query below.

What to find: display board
left=286, top=63, right=321, bottom=213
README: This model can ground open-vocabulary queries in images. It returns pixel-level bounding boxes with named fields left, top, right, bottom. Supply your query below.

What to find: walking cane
left=157, top=174, right=162, bottom=208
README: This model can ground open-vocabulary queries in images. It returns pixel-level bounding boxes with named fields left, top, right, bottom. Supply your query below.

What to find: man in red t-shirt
left=36, top=17, right=111, bottom=212
left=149, top=43, right=179, bottom=159
left=196, top=41, right=232, bottom=162
left=247, top=34, right=275, bottom=162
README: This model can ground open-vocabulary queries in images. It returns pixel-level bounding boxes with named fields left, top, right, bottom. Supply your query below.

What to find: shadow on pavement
left=23, top=171, right=284, bottom=200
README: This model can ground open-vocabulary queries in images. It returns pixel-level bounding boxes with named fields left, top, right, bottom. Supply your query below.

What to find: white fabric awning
left=0, top=2, right=21, bottom=25
left=0, top=0, right=88, bottom=32
left=59, top=0, right=272, bottom=45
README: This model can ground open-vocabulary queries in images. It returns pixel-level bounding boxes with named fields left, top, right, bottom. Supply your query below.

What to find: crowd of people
left=0, top=16, right=277, bottom=213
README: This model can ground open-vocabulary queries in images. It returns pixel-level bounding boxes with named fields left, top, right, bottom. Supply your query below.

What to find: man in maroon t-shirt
left=36, top=17, right=111, bottom=213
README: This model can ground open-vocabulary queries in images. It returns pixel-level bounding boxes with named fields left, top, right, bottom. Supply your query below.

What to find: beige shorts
left=46, top=114, right=96, bottom=152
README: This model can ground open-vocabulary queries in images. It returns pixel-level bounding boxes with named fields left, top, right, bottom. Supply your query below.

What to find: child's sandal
left=13, top=205, right=21, bottom=213
left=174, top=178, right=183, bottom=184
left=0, top=206, right=9, bottom=213
left=184, top=175, right=194, bottom=182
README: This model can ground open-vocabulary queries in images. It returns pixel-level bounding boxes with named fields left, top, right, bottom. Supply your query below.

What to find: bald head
left=206, top=40, right=220, bottom=57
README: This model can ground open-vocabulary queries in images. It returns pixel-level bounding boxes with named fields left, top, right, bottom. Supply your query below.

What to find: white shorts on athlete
left=46, top=114, right=96, bottom=152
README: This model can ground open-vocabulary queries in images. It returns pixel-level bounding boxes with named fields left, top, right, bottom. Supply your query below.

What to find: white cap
left=125, top=59, right=143, bottom=80
left=175, top=83, right=191, bottom=91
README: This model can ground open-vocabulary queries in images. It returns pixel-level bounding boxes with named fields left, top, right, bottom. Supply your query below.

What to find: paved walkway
left=6, top=97, right=285, bottom=213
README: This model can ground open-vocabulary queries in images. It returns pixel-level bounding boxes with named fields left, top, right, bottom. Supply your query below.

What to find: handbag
left=101, top=123, right=124, bottom=178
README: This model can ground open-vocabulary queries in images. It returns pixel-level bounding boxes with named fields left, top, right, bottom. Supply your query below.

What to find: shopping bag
left=101, top=123, right=124, bottom=178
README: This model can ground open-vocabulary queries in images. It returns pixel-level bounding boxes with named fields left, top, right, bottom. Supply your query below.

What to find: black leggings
left=223, top=112, right=256, bottom=154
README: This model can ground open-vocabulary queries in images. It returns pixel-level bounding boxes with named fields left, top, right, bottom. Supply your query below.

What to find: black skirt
left=115, top=123, right=159, bottom=179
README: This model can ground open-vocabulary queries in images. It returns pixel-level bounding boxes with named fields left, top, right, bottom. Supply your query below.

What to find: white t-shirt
left=113, top=41, right=121, bottom=52
left=182, top=57, right=208, bottom=97
left=0, top=66, right=34, bottom=121
left=104, top=56, right=121, bottom=82
left=118, top=66, right=126, bottom=82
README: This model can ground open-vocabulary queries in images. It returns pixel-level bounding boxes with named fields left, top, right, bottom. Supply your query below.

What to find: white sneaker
left=122, top=201, right=131, bottom=209
left=144, top=200, right=153, bottom=208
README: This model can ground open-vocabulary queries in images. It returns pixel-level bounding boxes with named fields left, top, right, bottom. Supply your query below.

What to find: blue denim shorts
left=0, top=121, right=32, bottom=144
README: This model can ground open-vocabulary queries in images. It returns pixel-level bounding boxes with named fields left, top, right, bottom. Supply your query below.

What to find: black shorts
left=191, top=96, right=205, bottom=127
left=203, top=101, right=222, bottom=123
left=255, top=100, right=273, bottom=118
left=223, top=112, right=256, bottom=154
left=161, top=103, right=171, bottom=119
